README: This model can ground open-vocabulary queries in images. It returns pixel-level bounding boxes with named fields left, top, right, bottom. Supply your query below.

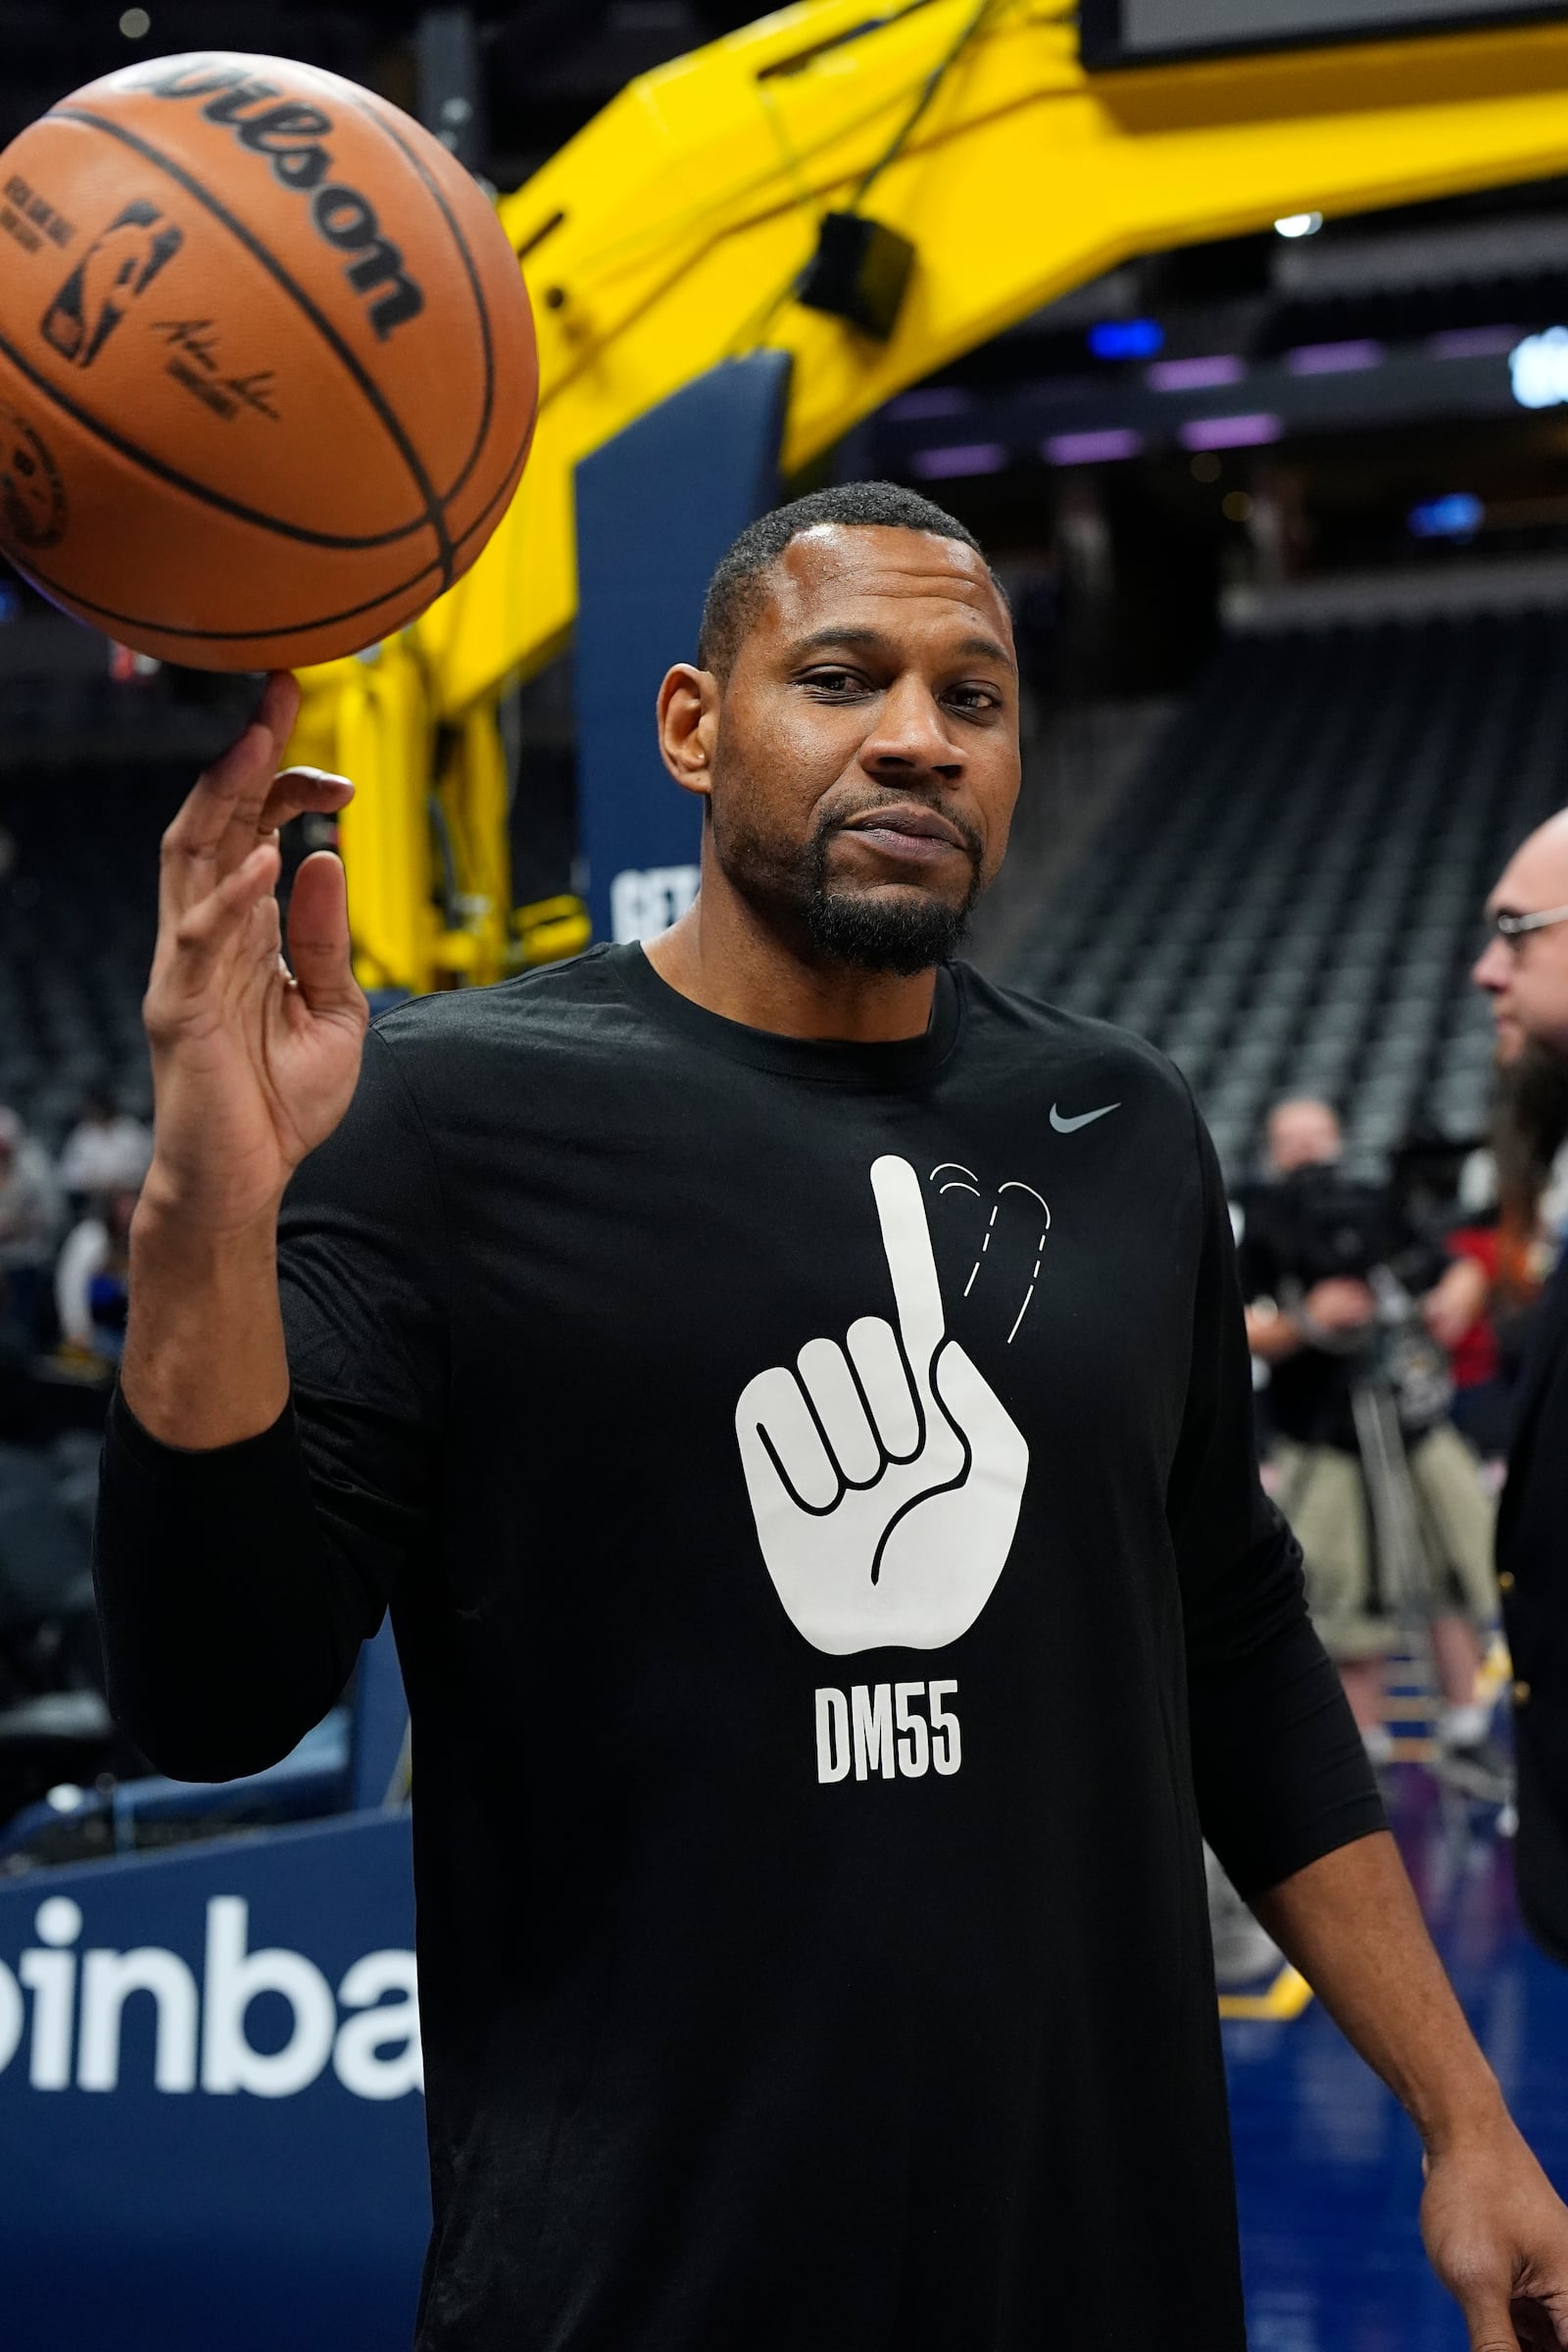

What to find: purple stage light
left=1285, top=339, right=1385, bottom=374
left=1427, top=325, right=1522, bottom=361
left=910, top=442, right=1007, bottom=479
left=1179, top=414, right=1284, bottom=451
left=888, top=387, right=973, bottom=420
left=1147, top=355, right=1245, bottom=392
left=1043, top=428, right=1146, bottom=466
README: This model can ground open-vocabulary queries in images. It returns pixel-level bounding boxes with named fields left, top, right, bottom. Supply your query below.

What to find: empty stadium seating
left=1006, top=607, right=1568, bottom=1176
left=0, top=748, right=223, bottom=1152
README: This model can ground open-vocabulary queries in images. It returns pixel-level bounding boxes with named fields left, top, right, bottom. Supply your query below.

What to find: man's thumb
left=285, top=852, right=363, bottom=1013
left=1459, top=2290, right=1521, bottom=2352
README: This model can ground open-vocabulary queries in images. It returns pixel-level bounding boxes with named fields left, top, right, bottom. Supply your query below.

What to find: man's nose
left=1472, top=935, right=1510, bottom=993
left=860, top=679, right=964, bottom=782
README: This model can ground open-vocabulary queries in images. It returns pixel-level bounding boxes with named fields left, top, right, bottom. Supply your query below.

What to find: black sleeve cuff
left=1192, top=1609, right=1388, bottom=1900
left=94, top=1383, right=366, bottom=1783
left=106, top=1381, right=300, bottom=1478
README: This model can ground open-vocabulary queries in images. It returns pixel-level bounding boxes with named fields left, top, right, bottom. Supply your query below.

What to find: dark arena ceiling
left=0, top=2, right=762, bottom=191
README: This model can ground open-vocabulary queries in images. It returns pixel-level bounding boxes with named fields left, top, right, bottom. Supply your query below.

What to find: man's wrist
left=132, top=1170, right=281, bottom=1269
left=123, top=1186, right=290, bottom=1449
left=1408, top=2061, right=1509, bottom=2160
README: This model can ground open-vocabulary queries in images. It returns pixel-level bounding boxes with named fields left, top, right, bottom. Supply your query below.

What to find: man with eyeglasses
left=1474, top=811, right=1568, bottom=1963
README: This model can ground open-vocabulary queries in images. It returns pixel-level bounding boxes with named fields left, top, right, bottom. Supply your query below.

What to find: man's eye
left=803, top=667, right=865, bottom=694
left=947, top=686, right=1000, bottom=713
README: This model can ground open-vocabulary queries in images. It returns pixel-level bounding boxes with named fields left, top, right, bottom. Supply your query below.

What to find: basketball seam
left=0, top=321, right=430, bottom=553
left=46, top=103, right=456, bottom=585
left=15, top=414, right=533, bottom=643
left=346, top=96, right=495, bottom=512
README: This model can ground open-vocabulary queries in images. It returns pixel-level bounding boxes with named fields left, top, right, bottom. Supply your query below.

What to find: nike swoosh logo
left=1050, top=1101, right=1120, bottom=1134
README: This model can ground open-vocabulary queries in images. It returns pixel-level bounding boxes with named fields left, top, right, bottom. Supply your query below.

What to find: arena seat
left=1009, top=608, right=1568, bottom=1175
left=0, top=758, right=174, bottom=1148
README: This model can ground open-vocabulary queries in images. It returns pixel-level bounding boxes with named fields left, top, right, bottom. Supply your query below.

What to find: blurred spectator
left=57, top=1088, right=152, bottom=1201
left=1443, top=1215, right=1509, bottom=1457
left=1444, top=1054, right=1568, bottom=1455
left=0, top=1107, right=64, bottom=1343
left=1436, top=1150, right=1510, bottom=1458
left=55, top=1188, right=137, bottom=1364
left=1235, top=1099, right=1503, bottom=1797
left=1472, top=812, right=1568, bottom=1962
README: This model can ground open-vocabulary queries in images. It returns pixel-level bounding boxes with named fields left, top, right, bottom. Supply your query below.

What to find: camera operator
left=1235, top=1100, right=1502, bottom=1795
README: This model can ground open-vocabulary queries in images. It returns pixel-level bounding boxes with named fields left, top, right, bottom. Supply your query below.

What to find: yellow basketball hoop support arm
left=293, top=5, right=1568, bottom=991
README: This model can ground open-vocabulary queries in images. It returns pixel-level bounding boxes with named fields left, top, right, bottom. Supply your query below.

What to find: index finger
left=870, top=1155, right=945, bottom=1371
left=158, top=672, right=300, bottom=920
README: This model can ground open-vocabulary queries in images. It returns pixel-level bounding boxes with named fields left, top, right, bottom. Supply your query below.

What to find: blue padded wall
left=0, top=1813, right=424, bottom=2352
left=573, top=352, right=791, bottom=944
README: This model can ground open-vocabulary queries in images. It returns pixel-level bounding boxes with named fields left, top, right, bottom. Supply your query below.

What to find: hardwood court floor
left=1225, top=1770, right=1568, bottom=2350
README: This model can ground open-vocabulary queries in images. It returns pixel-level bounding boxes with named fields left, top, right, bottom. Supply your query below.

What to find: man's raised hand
left=140, top=670, right=368, bottom=1238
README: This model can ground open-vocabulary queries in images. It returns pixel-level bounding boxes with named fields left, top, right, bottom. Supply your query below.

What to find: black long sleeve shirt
left=94, top=945, right=1384, bottom=2352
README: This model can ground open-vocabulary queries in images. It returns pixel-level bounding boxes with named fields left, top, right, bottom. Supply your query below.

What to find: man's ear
left=657, top=663, right=719, bottom=800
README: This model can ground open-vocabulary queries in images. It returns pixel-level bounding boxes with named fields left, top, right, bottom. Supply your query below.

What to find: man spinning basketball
left=95, top=484, right=1568, bottom=2349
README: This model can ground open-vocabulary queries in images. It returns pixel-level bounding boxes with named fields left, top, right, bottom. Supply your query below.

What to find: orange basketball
left=0, top=52, right=538, bottom=668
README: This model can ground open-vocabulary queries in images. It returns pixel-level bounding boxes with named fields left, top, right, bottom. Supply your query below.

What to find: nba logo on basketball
left=41, top=198, right=183, bottom=369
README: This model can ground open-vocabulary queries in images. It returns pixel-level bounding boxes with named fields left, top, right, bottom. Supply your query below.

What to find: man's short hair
left=697, top=480, right=1004, bottom=679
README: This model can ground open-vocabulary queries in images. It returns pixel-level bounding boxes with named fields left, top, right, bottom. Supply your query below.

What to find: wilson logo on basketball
left=139, top=62, right=424, bottom=341
left=40, top=198, right=183, bottom=369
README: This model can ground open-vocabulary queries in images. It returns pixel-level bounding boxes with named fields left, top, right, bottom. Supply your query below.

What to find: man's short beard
left=1494, top=1033, right=1568, bottom=1215
left=800, top=875, right=973, bottom=973
left=792, top=821, right=980, bottom=974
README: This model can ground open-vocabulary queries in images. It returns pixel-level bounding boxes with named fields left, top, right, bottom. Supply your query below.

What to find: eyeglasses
left=1487, top=904, right=1568, bottom=955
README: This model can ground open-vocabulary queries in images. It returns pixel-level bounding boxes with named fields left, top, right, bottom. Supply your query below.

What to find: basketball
left=0, top=53, right=537, bottom=668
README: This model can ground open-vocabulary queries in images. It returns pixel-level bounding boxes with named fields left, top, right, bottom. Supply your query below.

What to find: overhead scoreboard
left=1081, top=0, right=1568, bottom=67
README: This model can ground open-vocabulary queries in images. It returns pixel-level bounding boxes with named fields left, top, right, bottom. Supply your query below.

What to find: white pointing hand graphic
left=736, top=1155, right=1029, bottom=1655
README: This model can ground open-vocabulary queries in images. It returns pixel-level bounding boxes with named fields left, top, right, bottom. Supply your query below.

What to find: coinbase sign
left=0, top=1811, right=428, bottom=2352
left=0, top=1889, right=418, bottom=2100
